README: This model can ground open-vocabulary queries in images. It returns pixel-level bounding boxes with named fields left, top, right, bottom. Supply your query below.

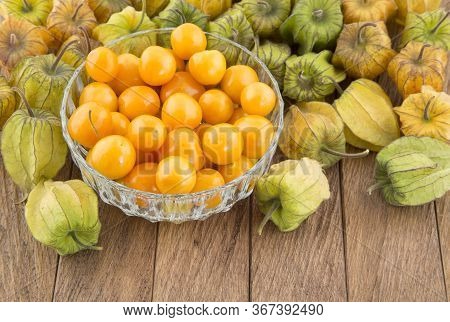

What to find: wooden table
left=1, top=8, right=449, bottom=302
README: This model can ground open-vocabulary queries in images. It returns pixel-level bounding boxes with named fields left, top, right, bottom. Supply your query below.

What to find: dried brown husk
left=342, top=0, right=397, bottom=23
left=395, top=0, right=442, bottom=25
left=0, top=16, right=48, bottom=69
left=388, top=41, right=448, bottom=99
left=394, top=86, right=450, bottom=143
left=332, top=21, right=396, bottom=80
left=47, top=0, right=97, bottom=46
left=88, top=0, right=132, bottom=23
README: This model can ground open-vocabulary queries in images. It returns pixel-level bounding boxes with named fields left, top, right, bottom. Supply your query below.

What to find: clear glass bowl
left=61, top=29, right=284, bottom=223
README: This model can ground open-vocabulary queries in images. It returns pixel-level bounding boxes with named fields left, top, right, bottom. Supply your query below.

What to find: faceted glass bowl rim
left=61, top=28, right=284, bottom=200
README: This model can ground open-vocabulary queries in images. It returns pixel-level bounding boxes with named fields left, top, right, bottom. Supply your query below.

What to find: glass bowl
left=61, top=29, right=284, bottom=223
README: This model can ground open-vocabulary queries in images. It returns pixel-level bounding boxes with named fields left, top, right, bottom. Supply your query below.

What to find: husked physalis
left=162, top=93, right=202, bottom=130
left=234, top=115, right=274, bottom=159
left=202, top=123, right=244, bottom=165
left=218, top=156, right=255, bottom=183
left=199, top=89, right=234, bottom=125
left=87, top=135, right=136, bottom=180
left=156, top=156, right=197, bottom=194
left=191, top=168, right=225, bottom=208
left=66, top=23, right=279, bottom=202
left=139, top=46, right=177, bottom=86
left=220, top=65, right=259, bottom=104
left=68, top=102, right=113, bottom=148
left=159, top=127, right=205, bottom=171
left=108, top=53, right=147, bottom=95
left=80, top=82, right=118, bottom=112
left=119, top=85, right=161, bottom=119
left=86, top=46, right=119, bottom=83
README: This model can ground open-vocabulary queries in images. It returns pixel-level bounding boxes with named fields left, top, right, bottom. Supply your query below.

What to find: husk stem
left=9, top=33, right=17, bottom=46
left=257, top=0, right=272, bottom=14
left=367, top=180, right=387, bottom=195
left=417, top=43, right=431, bottom=61
left=298, top=71, right=313, bottom=90
left=132, top=0, right=147, bottom=32
left=320, top=75, right=344, bottom=95
left=423, top=96, right=436, bottom=121
left=258, top=200, right=281, bottom=235
left=357, top=22, right=377, bottom=44
left=322, top=146, right=370, bottom=158
left=69, top=231, right=102, bottom=251
left=22, top=0, right=31, bottom=11
left=431, top=11, right=450, bottom=34
left=312, top=9, right=324, bottom=20
left=12, top=86, right=34, bottom=117
left=78, top=26, right=91, bottom=53
left=51, top=39, right=79, bottom=72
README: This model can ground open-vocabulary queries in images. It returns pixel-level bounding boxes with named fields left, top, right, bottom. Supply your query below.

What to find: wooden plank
left=53, top=168, right=157, bottom=301
left=436, top=196, right=450, bottom=301
left=250, top=165, right=347, bottom=301
left=153, top=200, right=250, bottom=301
left=342, top=153, right=447, bottom=301
left=436, top=14, right=450, bottom=300
left=0, top=157, right=71, bottom=301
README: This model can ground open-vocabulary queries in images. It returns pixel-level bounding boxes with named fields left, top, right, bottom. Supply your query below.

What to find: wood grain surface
left=1, top=2, right=450, bottom=302
left=53, top=169, right=157, bottom=301
left=0, top=158, right=71, bottom=301
left=250, top=166, right=347, bottom=302
left=153, top=200, right=250, bottom=301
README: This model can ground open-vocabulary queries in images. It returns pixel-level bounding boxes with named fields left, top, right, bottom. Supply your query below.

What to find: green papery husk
left=278, top=102, right=369, bottom=169
left=207, top=8, right=255, bottom=65
left=25, top=180, right=101, bottom=255
left=131, top=0, right=170, bottom=17
left=0, top=76, right=15, bottom=128
left=255, top=158, right=330, bottom=234
left=283, top=50, right=346, bottom=102
left=154, top=0, right=208, bottom=47
left=253, top=39, right=291, bottom=88
left=93, top=6, right=157, bottom=56
left=234, top=0, right=291, bottom=37
left=400, top=9, right=450, bottom=50
left=11, top=54, right=75, bottom=117
left=0, top=107, right=68, bottom=193
left=368, top=136, right=450, bottom=206
left=280, top=0, right=343, bottom=54
left=333, top=79, right=401, bottom=152
left=3, top=0, right=52, bottom=26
